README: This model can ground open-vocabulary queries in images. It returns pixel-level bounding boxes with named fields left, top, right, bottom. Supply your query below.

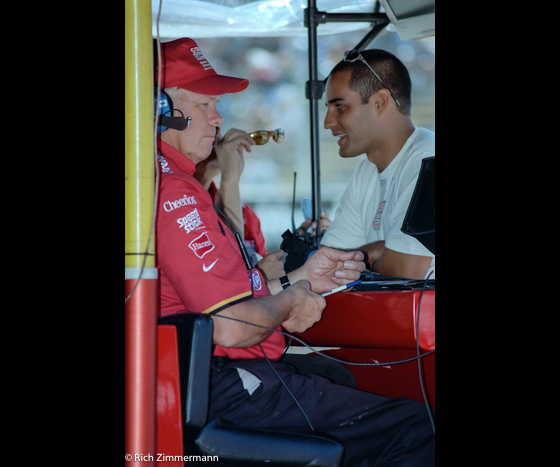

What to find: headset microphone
left=159, top=113, right=192, bottom=132
left=155, top=89, right=192, bottom=132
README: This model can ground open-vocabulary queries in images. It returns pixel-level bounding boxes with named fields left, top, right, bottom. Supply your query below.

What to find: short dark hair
left=330, top=49, right=412, bottom=116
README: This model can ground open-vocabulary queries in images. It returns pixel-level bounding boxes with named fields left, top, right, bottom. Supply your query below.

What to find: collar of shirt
left=157, top=140, right=197, bottom=176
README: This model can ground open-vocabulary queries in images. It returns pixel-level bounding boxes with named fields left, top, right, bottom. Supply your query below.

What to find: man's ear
left=372, top=89, right=391, bottom=112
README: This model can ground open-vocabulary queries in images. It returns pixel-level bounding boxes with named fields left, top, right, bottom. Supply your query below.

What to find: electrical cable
left=416, top=269, right=435, bottom=434
left=259, top=343, right=315, bottom=432
left=281, top=336, right=293, bottom=358
left=213, top=205, right=254, bottom=271
left=291, top=172, right=297, bottom=233
left=212, top=312, right=434, bottom=367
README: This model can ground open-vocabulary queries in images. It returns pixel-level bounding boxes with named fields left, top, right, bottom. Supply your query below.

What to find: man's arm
left=351, top=240, right=430, bottom=279
left=212, top=280, right=325, bottom=348
left=372, top=247, right=432, bottom=279
left=213, top=128, right=255, bottom=236
left=267, top=246, right=365, bottom=295
left=357, top=241, right=385, bottom=269
left=257, top=249, right=285, bottom=280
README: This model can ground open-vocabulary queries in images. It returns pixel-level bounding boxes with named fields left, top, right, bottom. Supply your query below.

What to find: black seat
left=401, top=156, right=435, bottom=254
left=158, top=312, right=345, bottom=467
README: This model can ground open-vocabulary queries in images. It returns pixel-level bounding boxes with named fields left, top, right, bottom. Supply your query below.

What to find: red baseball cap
left=157, top=38, right=249, bottom=95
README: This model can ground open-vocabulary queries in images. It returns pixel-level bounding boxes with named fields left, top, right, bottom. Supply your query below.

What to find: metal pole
left=125, top=0, right=156, bottom=269
left=305, top=0, right=323, bottom=240
left=304, top=2, right=389, bottom=241
left=311, top=12, right=389, bottom=23
left=125, top=0, right=158, bottom=465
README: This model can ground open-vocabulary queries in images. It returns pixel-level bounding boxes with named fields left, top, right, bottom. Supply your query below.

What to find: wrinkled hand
left=298, top=210, right=331, bottom=236
left=257, top=249, right=285, bottom=281
left=213, top=128, right=254, bottom=180
left=301, top=246, right=365, bottom=294
left=280, top=280, right=326, bottom=333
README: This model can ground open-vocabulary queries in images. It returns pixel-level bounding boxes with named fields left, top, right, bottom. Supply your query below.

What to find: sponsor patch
left=251, top=270, right=263, bottom=291
left=189, top=232, right=215, bottom=259
left=157, top=155, right=173, bottom=173
left=177, top=208, right=203, bottom=234
left=164, top=194, right=197, bottom=212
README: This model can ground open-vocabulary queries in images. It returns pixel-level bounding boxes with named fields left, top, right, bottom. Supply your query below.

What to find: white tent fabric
left=152, top=0, right=382, bottom=39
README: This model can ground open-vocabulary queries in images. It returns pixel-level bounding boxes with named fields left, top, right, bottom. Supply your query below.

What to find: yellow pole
left=125, top=1, right=158, bottom=466
left=125, top=0, right=155, bottom=269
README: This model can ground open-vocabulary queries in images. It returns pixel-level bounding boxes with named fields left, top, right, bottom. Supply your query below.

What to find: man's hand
left=212, top=279, right=326, bottom=348
left=297, top=246, right=365, bottom=294
left=212, top=128, right=255, bottom=235
left=258, top=249, right=285, bottom=281
left=213, top=127, right=254, bottom=181
left=280, top=280, right=326, bottom=333
left=298, top=210, right=331, bottom=236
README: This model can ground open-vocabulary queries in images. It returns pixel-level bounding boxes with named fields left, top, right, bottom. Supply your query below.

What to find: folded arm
left=211, top=280, right=325, bottom=348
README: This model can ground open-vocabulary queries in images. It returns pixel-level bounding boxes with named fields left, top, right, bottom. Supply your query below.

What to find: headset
left=155, top=89, right=192, bottom=133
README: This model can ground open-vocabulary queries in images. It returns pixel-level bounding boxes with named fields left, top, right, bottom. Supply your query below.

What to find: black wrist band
left=279, top=275, right=291, bottom=289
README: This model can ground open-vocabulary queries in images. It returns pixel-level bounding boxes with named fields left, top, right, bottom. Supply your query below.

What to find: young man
left=322, top=49, right=435, bottom=279
left=156, top=38, right=434, bottom=466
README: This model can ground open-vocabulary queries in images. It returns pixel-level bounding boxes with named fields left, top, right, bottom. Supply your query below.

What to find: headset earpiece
left=154, top=89, right=191, bottom=132
left=155, top=89, right=172, bottom=133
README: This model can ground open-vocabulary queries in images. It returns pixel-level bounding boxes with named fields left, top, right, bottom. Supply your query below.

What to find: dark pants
left=209, top=358, right=435, bottom=467
left=281, top=353, right=357, bottom=388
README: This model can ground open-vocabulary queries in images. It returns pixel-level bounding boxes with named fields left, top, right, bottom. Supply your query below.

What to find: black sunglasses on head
left=343, top=50, right=401, bottom=106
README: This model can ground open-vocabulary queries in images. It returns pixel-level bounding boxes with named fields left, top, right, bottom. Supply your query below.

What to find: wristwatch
left=279, top=275, right=291, bottom=289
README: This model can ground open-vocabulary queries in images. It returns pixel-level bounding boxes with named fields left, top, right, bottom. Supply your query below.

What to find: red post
left=125, top=272, right=158, bottom=466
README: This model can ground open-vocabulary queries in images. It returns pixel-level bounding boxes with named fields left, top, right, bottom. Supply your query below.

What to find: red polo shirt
left=156, top=141, right=284, bottom=360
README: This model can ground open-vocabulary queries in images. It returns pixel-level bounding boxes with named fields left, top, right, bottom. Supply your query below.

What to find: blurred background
left=195, top=28, right=435, bottom=252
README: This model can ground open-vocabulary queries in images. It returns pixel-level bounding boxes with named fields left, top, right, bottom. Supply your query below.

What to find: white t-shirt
left=321, top=127, right=435, bottom=278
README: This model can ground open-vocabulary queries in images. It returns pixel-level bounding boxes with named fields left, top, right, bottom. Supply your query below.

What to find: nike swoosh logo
left=203, top=259, right=219, bottom=272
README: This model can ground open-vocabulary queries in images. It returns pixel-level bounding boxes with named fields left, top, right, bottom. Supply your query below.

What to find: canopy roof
left=152, top=0, right=385, bottom=39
